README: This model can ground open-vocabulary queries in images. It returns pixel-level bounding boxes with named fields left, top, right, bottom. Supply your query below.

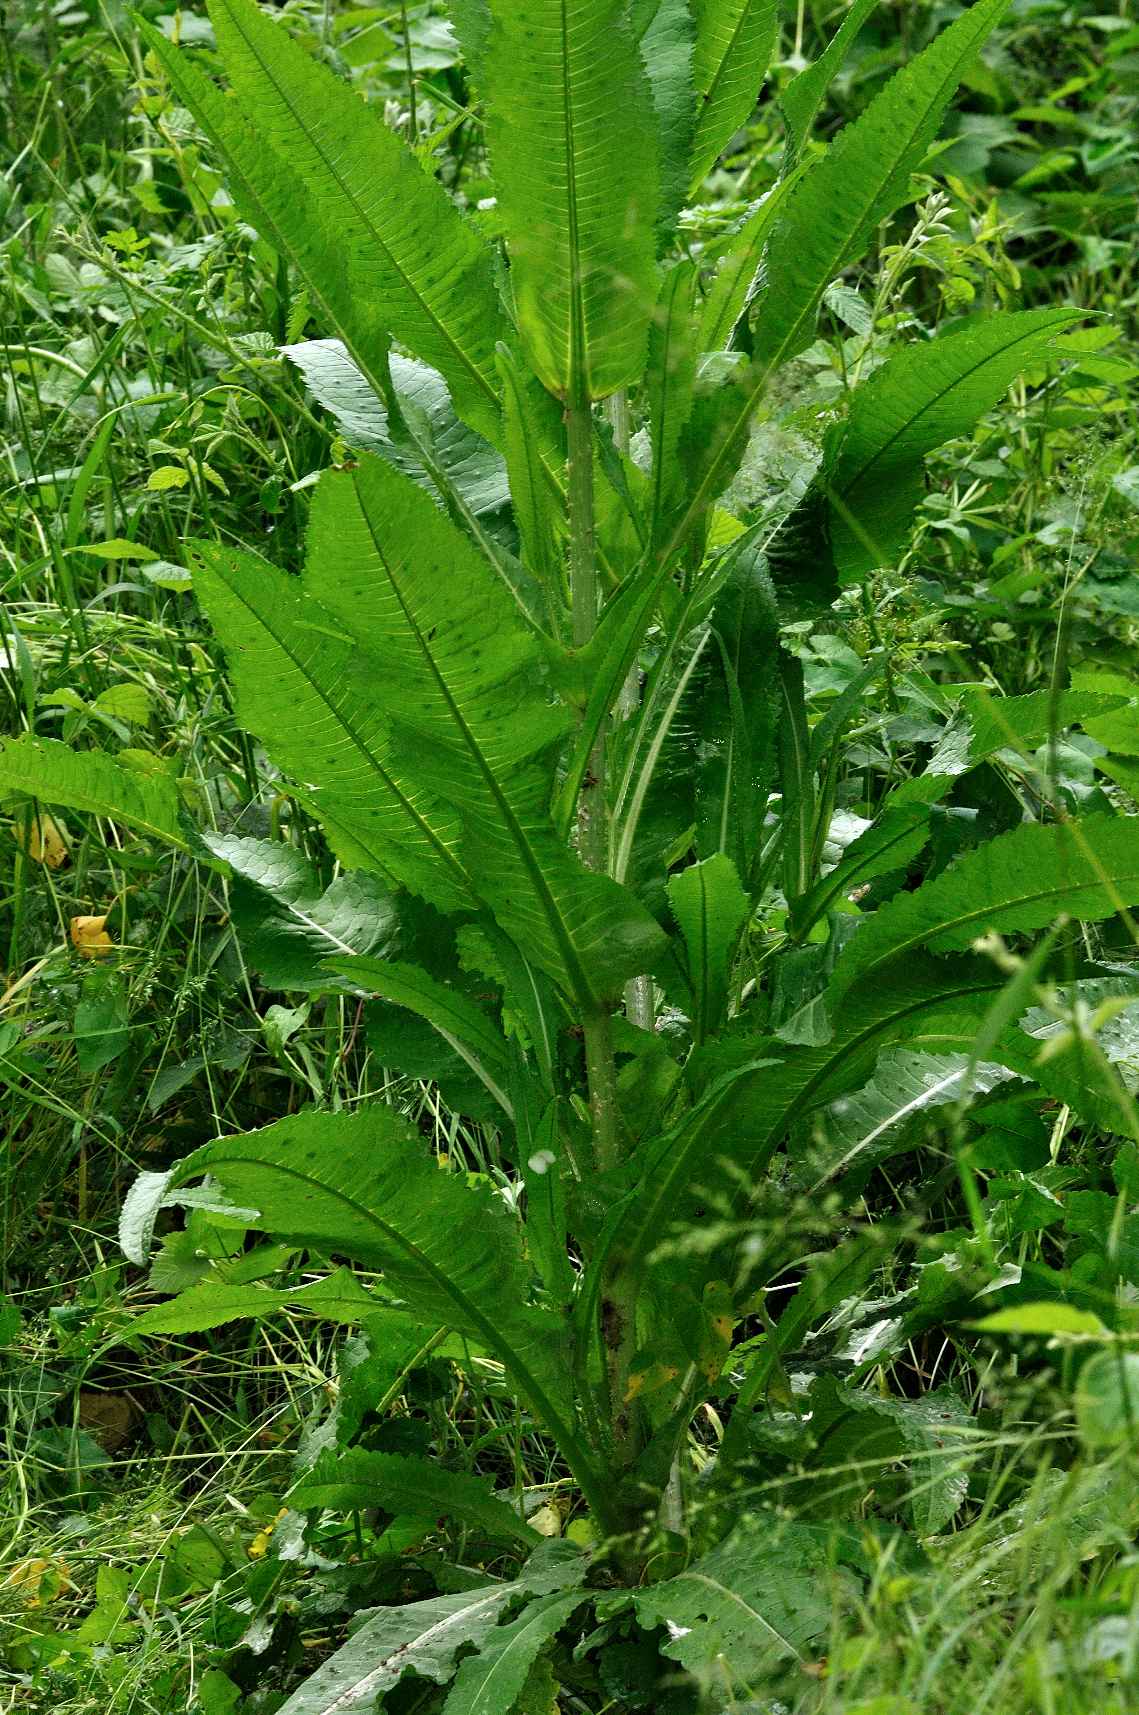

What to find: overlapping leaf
left=167, top=0, right=507, bottom=441
left=302, top=457, right=667, bottom=1004
left=165, top=1109, right=574, bottom=1433
left=690, top=0, right=779, bottom=187
left=826, top=307, right=1083, bottom=576
left=483, top=0, right=660, bottom=396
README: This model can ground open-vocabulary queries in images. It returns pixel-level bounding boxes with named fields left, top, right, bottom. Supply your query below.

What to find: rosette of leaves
left=6, top=0, right=1138, bottom=1706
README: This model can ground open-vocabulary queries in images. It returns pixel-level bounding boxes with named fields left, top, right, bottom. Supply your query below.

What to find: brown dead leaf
left=70, top=914, right=114, bottom=957
left=78, top=1390, right=137, bottom=1452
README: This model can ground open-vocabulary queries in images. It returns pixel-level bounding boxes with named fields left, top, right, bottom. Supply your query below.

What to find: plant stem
left=567, top=384, right=645, bottom=1490
left=566, top=385, right=621, bottom=1172
left=602, top=392, right=656, bottom=1038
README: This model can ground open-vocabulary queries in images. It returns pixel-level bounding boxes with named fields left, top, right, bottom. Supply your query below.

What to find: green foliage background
left=2, top=1, right=1138, bottom=1711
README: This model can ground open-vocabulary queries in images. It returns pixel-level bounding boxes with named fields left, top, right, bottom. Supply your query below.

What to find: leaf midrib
left=205, top=559, right=472, bottom=897
left=217, top=0, right=500, bottom=414
left=186, top=1148, right=573, bottom=1463
left=837, top=313, right=1076, bottom=498
left=352, top=487, right=601, bottom=1006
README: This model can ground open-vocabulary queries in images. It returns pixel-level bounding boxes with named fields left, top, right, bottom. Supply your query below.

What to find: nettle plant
left=7, top=0, right=1139, bottom=1703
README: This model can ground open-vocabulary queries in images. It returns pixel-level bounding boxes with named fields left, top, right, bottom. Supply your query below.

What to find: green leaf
left=690, top=0, right=779, bottom=188
left=330, top=955, right=513, bottom=1115
left=273, top=1586, right=522, bottom=1715
left=0, top=735, right=187, bottom=848
left=190, top=541, right=475, bottom=914
left=302, top=458, right=666, bottom=1005
left=780, top=0, right=880, bottom=160
left=804, top=1047, right=1012, bottom=1193
left=830, top=814, right=1139, bottom=1009
left=750, top=0, right=1010, bottom=381
left=129, top=1268, right=380, bottom=1335
left=164, top=1110, right=580, bottom=1456
left=972, top=1303, right=1109, bottom=1337
left=789, top=781, right=947, bottom=937
left=483, top=0, right=660, bottom=397
left=201, top=0, right=507, bottom=442
left=283, top=341, right=509, bottom=517
left=667, top=854, right=749, bottom=1043
left=138, top=17, right=397, bottom=412
left=930, top=687, right=1129, bottom=777
left=1076, top=1350, right=1139, bottom=1450
left=827, top=307, right=1084, bottom=578
left=696, top=169, right=804, bottom=353
left=693, top=541, right=781, bottom=877
left=634, top=1515, right=838, bottom=1685
left=289, top=1447, right=540, bottom=1546
left=74, top=967, right=131, bottom=1075
left=496, top=343, right=566, bottom=606
left=641, top=0, right=697, bottom=234
left=1070, top=667, right=1139, bottom=755
left=646, top=263, right=699, bottom=553
left=598, top=954, right=1001, bottom=1293
left=441, top=1592, right=583, bottom=1714
left=273, top=1546, right=586, bottom=1715
left=207, top=834, right=401, bottom=991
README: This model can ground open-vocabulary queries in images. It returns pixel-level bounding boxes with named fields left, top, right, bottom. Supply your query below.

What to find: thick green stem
left=567, top=384, right=644, bottom=1484
left=567, top=385, right=619, bottom=1165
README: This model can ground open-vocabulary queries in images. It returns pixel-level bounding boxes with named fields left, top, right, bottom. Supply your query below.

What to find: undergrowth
left=2, top=1, right=1139, bottom=1711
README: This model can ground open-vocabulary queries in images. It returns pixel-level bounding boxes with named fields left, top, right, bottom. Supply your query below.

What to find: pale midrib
left=654, top=33, right=987, bottom=576
left=838, top=317, right=1071, bottom=497
left=192, top=1149, right=574, bottom=1480
left=214, top=567, right=471, bottom=893
left=696, top=0, right=771, bottom=138
left=354, top=491, right=599, bottom=1007
left=222, top=0, right=500, bottom=411
left=853, top=864, right=1139, bottom=994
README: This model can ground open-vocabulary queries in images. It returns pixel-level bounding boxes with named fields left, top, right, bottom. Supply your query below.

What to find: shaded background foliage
left=2, top=1, right=1139, bottom=1711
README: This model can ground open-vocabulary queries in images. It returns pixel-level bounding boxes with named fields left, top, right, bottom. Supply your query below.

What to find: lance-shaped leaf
left=329, top=955, right=514, bottom=1117
left=641, top=0, right=697, bottom=235
left=496, top=342, right=566, bottom=611
left=667, top=854, right=749, bottom=1043
left=272, top=1544, right=587, bottom=1715
left=634, top=1515, right=838, bottom=1685
left=696, top=169, right=804, bottom=352
left=654, top=0, right=1009, bottom=569
left=282, top=341, right=509, bottom=518
left=483, top=0, right=660, bottom=397
left=690, top=0, right=780, bottom=188
left=441, top=1592, right=584, bottom=1714
left=191, top=545, right=475, bottom=914
left=780, top=0, right=881, bottom=161
left=164, top=1109, right=578, bottom=1443
left=138, top=19, right=395, bottom=410
left=750, top=0, right=1010, bottom=378
left=693, top=541, right=781, bottom=877
left=0, top=735, right=188, bottom=849
left=647, top=262, right=700, bottom=551
left=826, top=307, right=1084, bottom=578
left=829, top=814, right=1139, bottom=1010
left=289, top=1447, right=539, bottom=1546
left=202, top=0, right=506, bottom=442
left=303, top=457, right=667, bottom=1005
left=205, top=833, right=401, bottom=991
left=803, top=1048, right=1014, bottom=1193
left=594, top=954, right=1002, bottom=1294
left=274, top=1586, right=520, bottom=1715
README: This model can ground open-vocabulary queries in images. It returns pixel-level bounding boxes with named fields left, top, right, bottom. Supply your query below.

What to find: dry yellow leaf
left=13, top=811, right=69, bottom=867
left=248, top=1507, right=289, bottom=1559
left=2, top=1557, right=73, bottom=1607
left=70, top=914, right=114, bottom=957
